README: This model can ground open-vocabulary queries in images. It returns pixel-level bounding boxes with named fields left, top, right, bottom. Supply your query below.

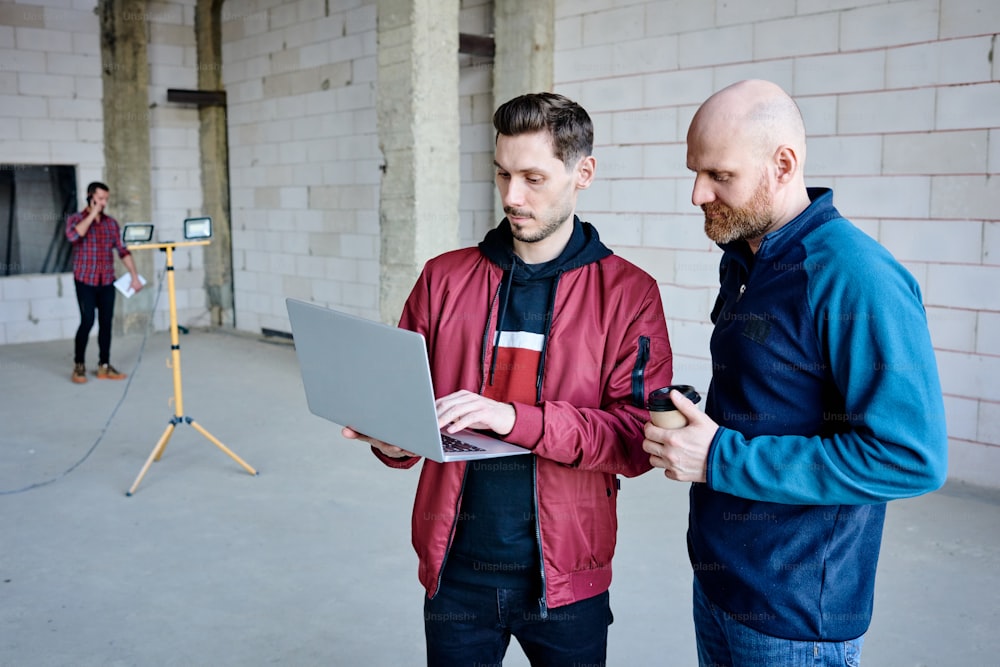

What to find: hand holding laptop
left=341, top=426, right=416, bottom=459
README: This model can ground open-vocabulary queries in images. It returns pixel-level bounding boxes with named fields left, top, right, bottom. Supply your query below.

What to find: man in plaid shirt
left=65, top=181, right=143, bottom=384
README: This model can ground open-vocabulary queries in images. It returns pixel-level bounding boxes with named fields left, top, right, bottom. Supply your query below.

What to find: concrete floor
left=1, top=327, right=998, bottom=666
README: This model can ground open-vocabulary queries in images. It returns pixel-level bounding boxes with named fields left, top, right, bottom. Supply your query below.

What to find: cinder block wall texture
left=0, top=0, right=208, bottom=344
left=222, top=0, right=381, bottom=330
left=550, top=0, right=999, bottom=485
left=0, top=0, right=997, bottom=485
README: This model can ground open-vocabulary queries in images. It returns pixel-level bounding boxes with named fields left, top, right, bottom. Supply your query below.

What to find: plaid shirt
left=65, top=210, right=131, bottom=286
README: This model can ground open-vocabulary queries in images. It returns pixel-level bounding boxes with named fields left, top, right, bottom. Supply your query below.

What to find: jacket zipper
left=431, top=464, right=470, bottom=600
left=631, top=335, right=650, bottom=407
left=434, top=274, right=502, bottom=599
left=479, top=280, right=502, bottom=392
left=477, top=267, right=549, bottom=615
left=440, top=276, right=500, bottom=597
left=532, top=455, right=548, bottom=620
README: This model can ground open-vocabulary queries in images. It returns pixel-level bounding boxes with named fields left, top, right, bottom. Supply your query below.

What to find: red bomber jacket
left=374, top=231, right=673, bottom=612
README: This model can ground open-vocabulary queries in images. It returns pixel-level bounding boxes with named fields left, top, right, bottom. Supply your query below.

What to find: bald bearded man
left=642, top=80, right=947, bottom=665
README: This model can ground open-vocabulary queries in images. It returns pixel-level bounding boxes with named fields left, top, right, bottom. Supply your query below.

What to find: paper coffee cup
left=647, top=385, right=701, bottom=429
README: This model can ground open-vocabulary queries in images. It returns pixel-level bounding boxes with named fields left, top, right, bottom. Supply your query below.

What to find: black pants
left=74, top=280, right=116, bottom=365
left=424, top=582, right=611, bottom=666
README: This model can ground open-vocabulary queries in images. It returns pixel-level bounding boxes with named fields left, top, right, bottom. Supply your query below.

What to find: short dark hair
left=493, top=93, right=593, bottom=166
left=87, top=181, right=109, bottom=197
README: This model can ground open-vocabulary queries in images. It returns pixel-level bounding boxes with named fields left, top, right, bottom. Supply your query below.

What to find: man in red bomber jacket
left=344, top=93, right=673, bottom=666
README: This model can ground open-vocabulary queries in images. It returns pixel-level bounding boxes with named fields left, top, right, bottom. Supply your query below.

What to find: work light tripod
left=125, top=238, right=257, bottom=496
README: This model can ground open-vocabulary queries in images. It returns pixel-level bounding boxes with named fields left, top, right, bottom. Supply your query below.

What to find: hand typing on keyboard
left=435, top=389, right=516, bottom=437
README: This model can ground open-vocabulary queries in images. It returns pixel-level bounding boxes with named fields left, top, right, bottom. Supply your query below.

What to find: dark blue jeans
left=694, top=577, right=864, bottom=667
left=424, top=581, right=612, bottom=667
left=74, top=281, right=116, bottom=365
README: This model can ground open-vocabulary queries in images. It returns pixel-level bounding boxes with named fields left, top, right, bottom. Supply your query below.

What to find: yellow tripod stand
left=126, top=240, right=257, bottom=496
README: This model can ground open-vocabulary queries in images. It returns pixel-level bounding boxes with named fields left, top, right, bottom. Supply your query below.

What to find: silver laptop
left=286, top=298, right=532, bottom=463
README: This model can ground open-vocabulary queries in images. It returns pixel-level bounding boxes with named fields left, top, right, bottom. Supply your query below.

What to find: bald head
left=690, top=79, right=806, bottom=166
left=686, top=80, right=812, bottom=249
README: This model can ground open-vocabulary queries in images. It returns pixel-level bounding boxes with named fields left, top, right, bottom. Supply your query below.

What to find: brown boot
left=72, top=363, right=87, bottom=384
left=95, top=363, right=126, bottom=380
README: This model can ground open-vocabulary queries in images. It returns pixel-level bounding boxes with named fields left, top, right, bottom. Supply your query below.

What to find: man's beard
left=505, top=200, right=574, bottom=244
left=702, top=177, right=773, bottom=245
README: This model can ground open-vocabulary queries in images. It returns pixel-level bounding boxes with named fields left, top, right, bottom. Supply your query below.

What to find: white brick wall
left=557, top=0, right=1000, bottom=485
left=753, top=13, right=839, bottom=60
left=458, top=0, right=494, bottom=248
left=225, top=0, right=497, bottom=326
left=0, top=0, right=209, bottom=344
left=223, top=0, right=382, bottom=329
left=888, top=36, right=994, bottom=88
left=940, top=0, right=1000, bottom=38
left=2, top=0, right=997, bottom=485
left=883, top=130, right=988, bottom=175
left=0, top=2, right=105, bottom=190
left=839, top=0, right=939, bottom=51
left=0, top=2, right=98, bottom=345
left=0, top=273, right=80, bottom=344
left=143, top=0, right=206, bottom=332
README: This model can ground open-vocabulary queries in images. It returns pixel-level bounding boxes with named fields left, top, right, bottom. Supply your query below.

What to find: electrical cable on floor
left=0, top=265, right=168, bottom=496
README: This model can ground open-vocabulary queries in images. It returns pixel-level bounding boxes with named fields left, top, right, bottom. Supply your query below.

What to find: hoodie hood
left=478, top=216, right=613, bottom=402
left=478, top=215, right=613, bottom=278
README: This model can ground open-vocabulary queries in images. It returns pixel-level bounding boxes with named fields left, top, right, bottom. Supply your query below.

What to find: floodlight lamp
left=183, top=217, right=212, bottom=240
left=123, top=223, right=155, bottom=244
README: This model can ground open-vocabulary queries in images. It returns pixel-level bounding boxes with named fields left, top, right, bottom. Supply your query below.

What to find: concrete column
left=98, top=0, right=154, bottom=334
left=195, top=0, right=234, bottom=327
left=376, top=0, right=460, bottom=324
left=491, top=0, right=555, bottom=221
left=493, top=0, right=554, bottom=107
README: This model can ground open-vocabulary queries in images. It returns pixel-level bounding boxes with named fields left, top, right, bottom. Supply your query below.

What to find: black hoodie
left=442, top=217, right=613, bottom=590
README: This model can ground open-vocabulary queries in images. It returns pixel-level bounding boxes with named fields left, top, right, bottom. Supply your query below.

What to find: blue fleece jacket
left=690, top=188, right=948, bottom=640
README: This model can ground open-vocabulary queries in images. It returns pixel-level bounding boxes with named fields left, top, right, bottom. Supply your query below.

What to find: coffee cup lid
left=647, top=385, right=701, bottom=411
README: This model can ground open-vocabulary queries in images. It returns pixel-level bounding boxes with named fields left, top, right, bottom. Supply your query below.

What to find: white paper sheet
left=113, top=273, right=147, bottom=298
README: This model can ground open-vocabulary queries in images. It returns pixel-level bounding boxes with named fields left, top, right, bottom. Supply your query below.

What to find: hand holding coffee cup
left=644, top=385, right=715, bottom=483
left=647, top=385, right=702, bottom=429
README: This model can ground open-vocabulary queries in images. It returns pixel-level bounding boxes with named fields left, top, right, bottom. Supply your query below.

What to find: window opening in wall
left=0, top=164, right=78, bottom=276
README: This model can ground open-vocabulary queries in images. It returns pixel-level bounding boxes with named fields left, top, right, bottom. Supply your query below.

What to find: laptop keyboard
left=441, top=434, right=486, bottom=453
